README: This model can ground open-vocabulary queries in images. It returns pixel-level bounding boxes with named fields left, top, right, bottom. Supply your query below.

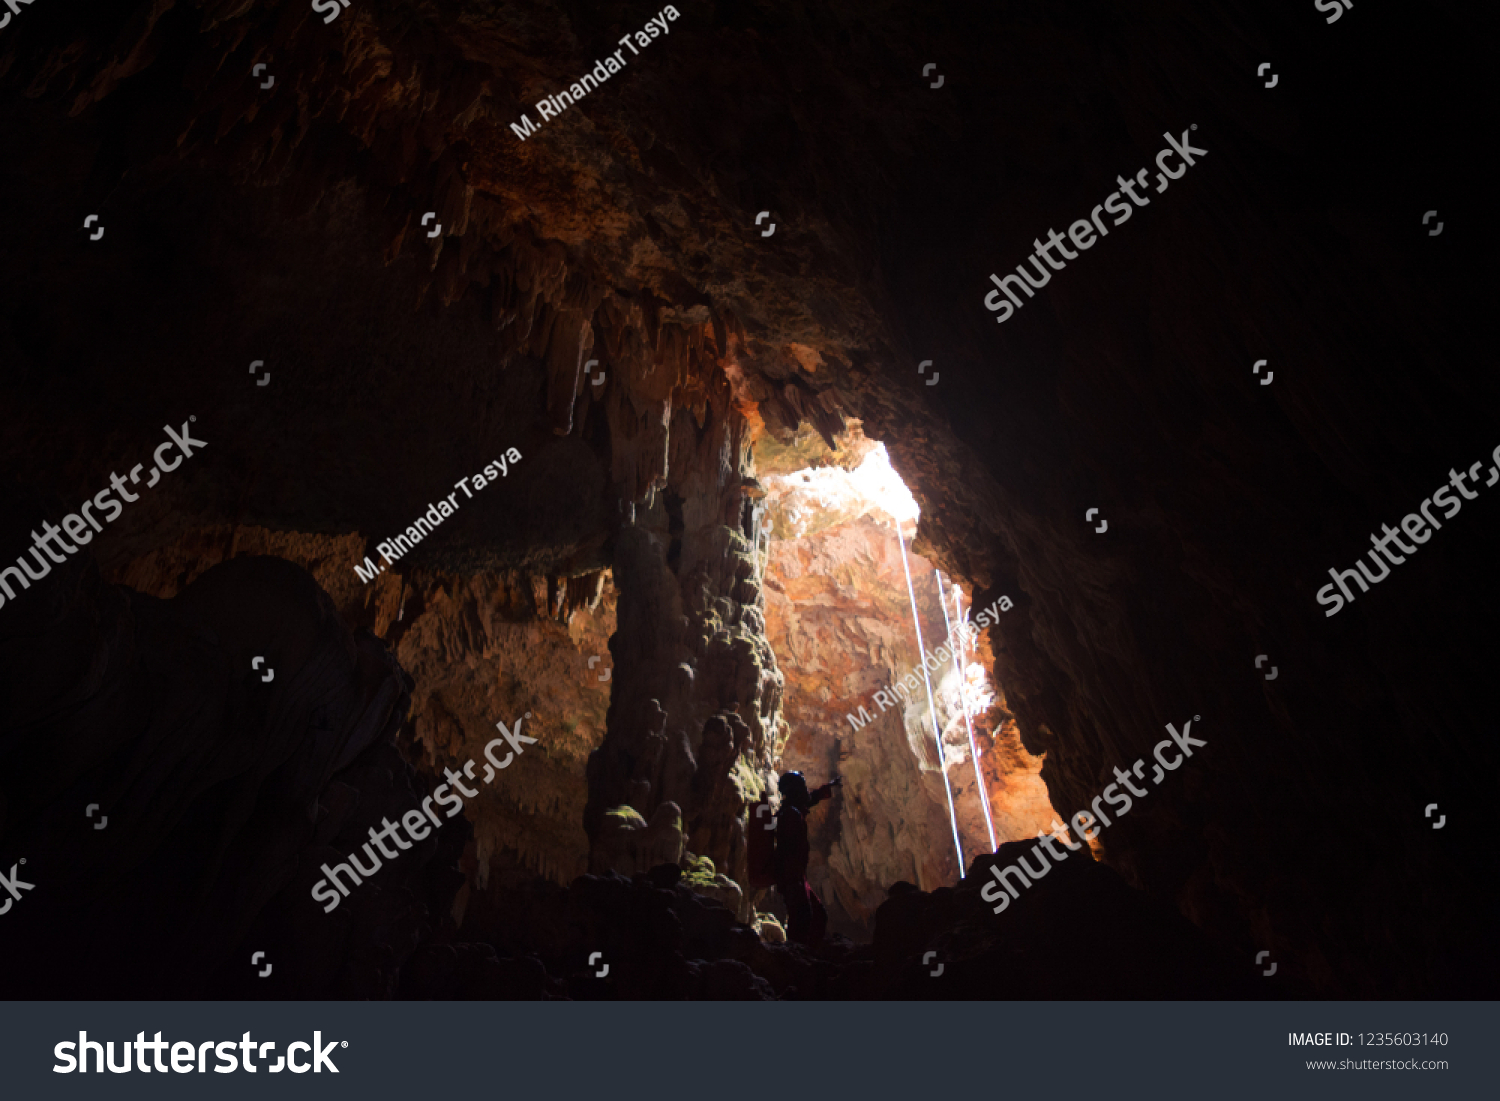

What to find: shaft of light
left=938, top=573, right=998, bottom=854
left=896, top=521, right=965, bottom=874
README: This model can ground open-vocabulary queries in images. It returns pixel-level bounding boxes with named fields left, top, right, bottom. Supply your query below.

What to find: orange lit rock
left=759, top=440, right=1059, bottom=938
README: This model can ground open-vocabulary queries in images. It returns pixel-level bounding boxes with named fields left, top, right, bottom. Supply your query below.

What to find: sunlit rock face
left=758, top=428, right=1058, bottom=937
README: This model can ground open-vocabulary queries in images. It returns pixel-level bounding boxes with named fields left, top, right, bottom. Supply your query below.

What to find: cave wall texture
left=104, top=525, right=617, bottom=891
left=1, top=0, right=1496, bottom=998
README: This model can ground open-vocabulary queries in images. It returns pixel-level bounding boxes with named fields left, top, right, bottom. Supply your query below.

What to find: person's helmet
left=777, top=771, right=809, bottom=808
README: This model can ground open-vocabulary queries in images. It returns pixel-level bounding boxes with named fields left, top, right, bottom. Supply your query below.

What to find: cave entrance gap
left=752, top=422, right=1062, bottom=939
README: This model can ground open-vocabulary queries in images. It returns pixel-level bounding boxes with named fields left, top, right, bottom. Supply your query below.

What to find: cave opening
left=754, top=423, right=1062, bottom=940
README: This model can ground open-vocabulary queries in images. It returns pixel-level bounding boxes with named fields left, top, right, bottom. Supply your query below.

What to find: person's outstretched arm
left=810, top=778, right=841, bottom=805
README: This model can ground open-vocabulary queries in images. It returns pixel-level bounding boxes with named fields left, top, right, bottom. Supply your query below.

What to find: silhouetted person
left=774, top=771, right=839, bottom=946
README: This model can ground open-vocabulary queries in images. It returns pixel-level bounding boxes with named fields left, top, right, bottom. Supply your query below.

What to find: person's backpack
left=746, top=796, right=778, bottom=889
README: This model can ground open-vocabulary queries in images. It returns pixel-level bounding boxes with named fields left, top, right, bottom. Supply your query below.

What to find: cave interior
left=0, top=0, right=1496, bottom=1000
